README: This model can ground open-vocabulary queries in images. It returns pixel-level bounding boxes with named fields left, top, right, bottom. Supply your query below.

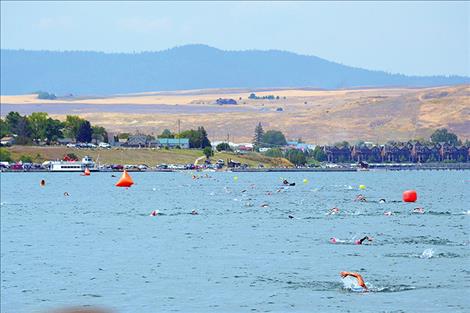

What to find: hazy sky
left=1, top=1, right=469, bottom=76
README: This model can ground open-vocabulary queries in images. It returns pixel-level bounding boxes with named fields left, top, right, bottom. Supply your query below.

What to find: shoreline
left=1, top=164, right=469, bottom=173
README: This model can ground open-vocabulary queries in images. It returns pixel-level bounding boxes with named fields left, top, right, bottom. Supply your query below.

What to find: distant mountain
left=1, top=44, right=468, bottom=95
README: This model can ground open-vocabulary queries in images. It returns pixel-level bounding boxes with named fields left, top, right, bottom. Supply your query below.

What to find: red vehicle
left=10, top=163, right=24, bottom=170
left=112, top=164, right=124, bottom=171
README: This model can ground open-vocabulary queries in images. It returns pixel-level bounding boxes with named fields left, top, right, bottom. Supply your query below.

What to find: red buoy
left=403, top=190, right=417, bottom=202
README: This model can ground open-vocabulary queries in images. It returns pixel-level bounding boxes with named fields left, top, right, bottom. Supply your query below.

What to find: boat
left=46, top=156, right=98, bottom=172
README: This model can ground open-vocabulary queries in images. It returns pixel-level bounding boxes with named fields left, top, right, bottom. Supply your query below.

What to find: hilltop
left=1, top=45, right=468, bottom=95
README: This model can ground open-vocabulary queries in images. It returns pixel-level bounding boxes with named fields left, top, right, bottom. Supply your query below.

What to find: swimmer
left=40, top=179, right=46, bottom=187
left=283, top=179, right=289, bottom=185
left=355, top=236, right=373, bottom=245
left=384, top=211, right=393, bottom=216
left=379, top=199, right=386, bottom=203
left=111, top=174, right=116, bottom=177
left=413, top=207, right=425, bottom=214
left=191, top=210, right=198, bottom=215
left=64, top=192, right=70, bottom=196
left=288, top=215, right=294, bottom=219
left=150, top=210, right=159, bottom=216
left=261, top=203, right=269, bottom=208
left=328, top=207, right=340, bottom=215
left=266, top=192, right=272, bottom=196
left=355, top=194, right=367, bottom=202
left=329, top=237, right=346, bottom=244
left=340, top=271, right=368, bottom=291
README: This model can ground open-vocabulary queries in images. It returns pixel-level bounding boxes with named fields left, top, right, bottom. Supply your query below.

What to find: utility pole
left=178, top=119, right=181, bottom=147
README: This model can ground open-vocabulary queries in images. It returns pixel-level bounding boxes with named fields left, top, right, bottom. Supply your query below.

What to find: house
left=351, top=145, right=381, bottom=162
left=158, top=138, right=190, bottom=149
left=0, top=136, right=15, bottom=146
left=57, top=138, right=74, bottom=145
left=323, top=146, right=351, bottom=162
left=287, top=141, right=315, bottom=152
left=123, top=135, right=156, bottom=148
left=321, top=142, right=468, bottom=164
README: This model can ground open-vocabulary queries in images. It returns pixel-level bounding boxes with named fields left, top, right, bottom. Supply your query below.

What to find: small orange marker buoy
left=84, top=168, right=91, bottom=176
left=115, top=170, right=134, bottom=187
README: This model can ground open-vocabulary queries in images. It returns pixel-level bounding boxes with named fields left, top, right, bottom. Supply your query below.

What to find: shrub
left=0, top=148, right=12, bottom=162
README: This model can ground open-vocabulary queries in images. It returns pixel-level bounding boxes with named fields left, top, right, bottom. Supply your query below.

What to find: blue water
left=1, top=171, right=469, bottom=313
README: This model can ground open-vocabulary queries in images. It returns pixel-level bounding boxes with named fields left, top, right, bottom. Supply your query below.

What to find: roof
left=158, top=138, right=189, bottom=145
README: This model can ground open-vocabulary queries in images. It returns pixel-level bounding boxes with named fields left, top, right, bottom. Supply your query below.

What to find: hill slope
left=1, top=45, right=468, bottom=95
left=2, top=85, right=469, bottom=143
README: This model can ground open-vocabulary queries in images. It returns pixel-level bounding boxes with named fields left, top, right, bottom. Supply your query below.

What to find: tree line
left=0, top=112, right=108, bottom=144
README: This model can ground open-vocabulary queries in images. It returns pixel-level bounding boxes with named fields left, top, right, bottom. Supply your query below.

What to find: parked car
left=157, top=164, right=168, bottom=169
left=10, top=163, right=23, bottom=170
left=87, top=143, right=97, bottom=148
left=137, top=164, right=148, bottom=171
left=124, top=164, right=140, bottom=171
left=66, top=143, right=76, bottom=148
left=112, top=164, right=124, bottom=171
left=98, top=142, right=111, bottom=149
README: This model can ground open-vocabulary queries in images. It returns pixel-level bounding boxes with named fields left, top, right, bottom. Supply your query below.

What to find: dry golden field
left=2, top=85, right=469, bottom=144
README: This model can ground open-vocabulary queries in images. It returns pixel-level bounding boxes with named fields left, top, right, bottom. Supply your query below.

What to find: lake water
left=1, top=171, right=469, bottom=313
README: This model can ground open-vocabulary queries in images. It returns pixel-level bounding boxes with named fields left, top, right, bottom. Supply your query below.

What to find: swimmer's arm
left=340, top=272, right=368, bottom=290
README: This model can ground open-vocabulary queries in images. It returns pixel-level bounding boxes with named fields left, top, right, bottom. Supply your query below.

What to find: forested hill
left=1, top=44, right=468, bottom=95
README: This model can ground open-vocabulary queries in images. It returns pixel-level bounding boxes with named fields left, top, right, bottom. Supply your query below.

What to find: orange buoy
left=84, top=168, right=91, bottom=176
left=115, top=170, right=134, bottom=187
left=403, top=190, right=417, bottom=202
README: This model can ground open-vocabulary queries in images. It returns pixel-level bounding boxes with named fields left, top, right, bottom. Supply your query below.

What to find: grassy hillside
left=5, top=146, right=292, bottom=168
left=2, top=85, right=469, bottom=144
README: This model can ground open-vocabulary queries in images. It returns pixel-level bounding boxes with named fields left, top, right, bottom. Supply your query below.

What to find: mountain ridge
left=1, top=44, right=468, bottom=95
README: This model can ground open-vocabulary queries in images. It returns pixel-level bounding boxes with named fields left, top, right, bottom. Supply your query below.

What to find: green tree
left=252, top=122, right=265, bottom=147
left=0, top=148, right=12, bottom=162
left=262, top=130, right=287, bottom=146
left=45, top=118, right=64, bottom=143
left=264, top=148, right=283, bottom=158
left=158, top=129, right=174, bottom=138
left=19, top=154, right=33, bottom=163
left=91, top=125, right=108, bottom=143
left=203, top=146, right=213, bottom=158
left=64, top=115, right=85, bottom=139
left=179, top=127, right=211, bottom=148
left=216, top=142, right=232, bottom=152
left=198, top=127, right=211, bottom=148
left=312, top=146, right=326, bottom=161
left=27, top=112, right=49, bottom=143
left=76, top=121, right=92, bottom=143
left=334, top=141, right=350, bottom=148
left=430, top=128, right=461, bottom=145
left=118, top=133, right=130, bottom=140
left=5, top=112, right=31, bottom=139
left=0, top=118, right=9, bottom=138
left=36, top=91, right=57, bottom=100
left=286, top=149, right=307, bottom=166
